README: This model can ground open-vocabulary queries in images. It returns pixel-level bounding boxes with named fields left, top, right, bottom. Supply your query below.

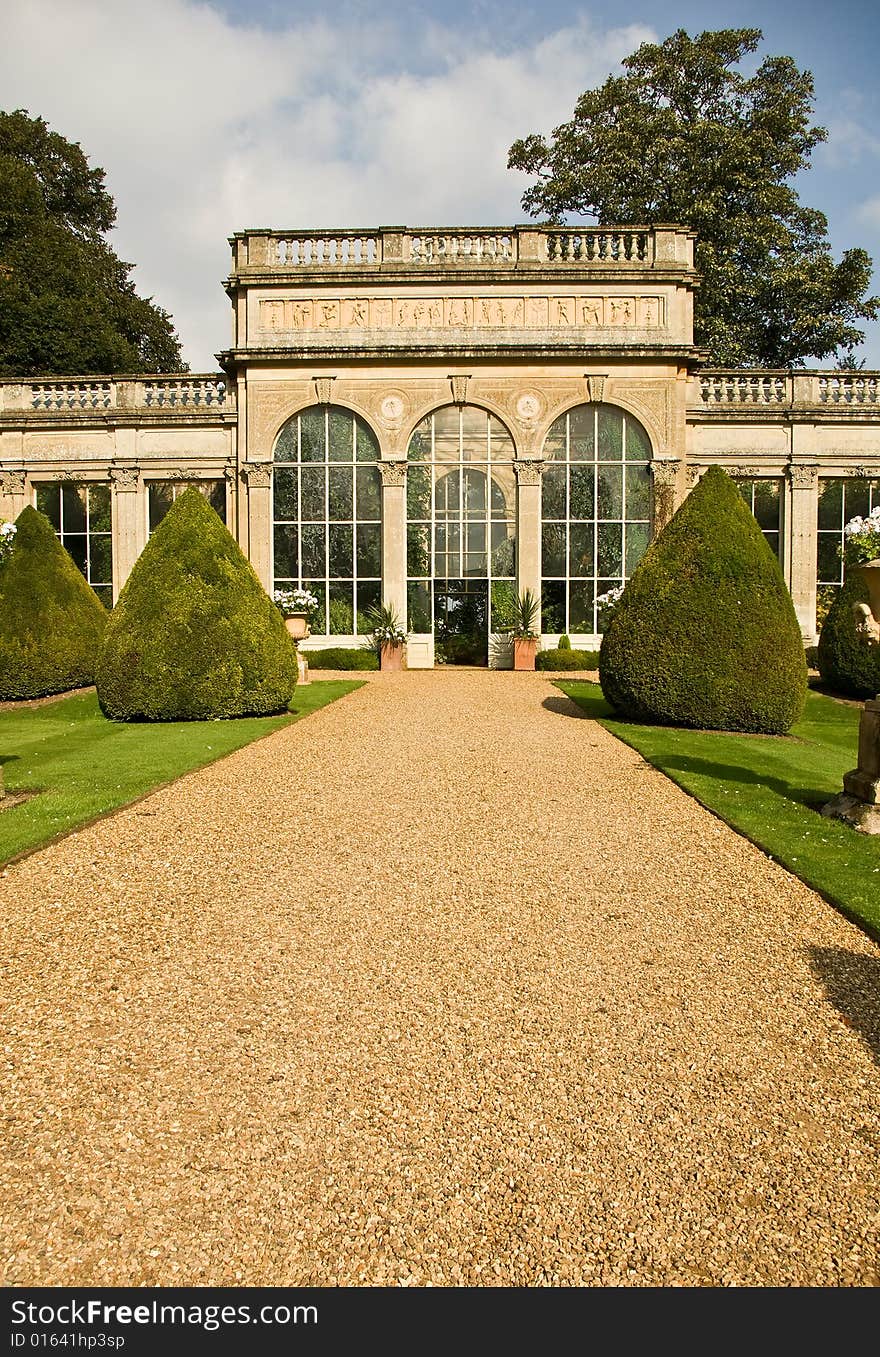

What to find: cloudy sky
left=2, top=0, right=878, bottom=369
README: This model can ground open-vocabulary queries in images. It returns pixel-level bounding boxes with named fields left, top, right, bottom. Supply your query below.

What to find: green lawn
left=0, top=681, right=362, bottom=864
left=558, top=682, right=880, bottom=937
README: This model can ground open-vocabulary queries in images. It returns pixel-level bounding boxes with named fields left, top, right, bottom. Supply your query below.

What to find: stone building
left=1, top=224, right=878, bottom=665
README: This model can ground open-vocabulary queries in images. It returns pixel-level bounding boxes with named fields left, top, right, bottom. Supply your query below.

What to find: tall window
left=541, top=404, right=651, bottom=634
left=148, top=480, right=226, bottom=533
left=406, top=406, right=516, bottom=642
left=35, top=482, right=113, bottom=608
left=733, top=478, right=782, bottom=559
left=817, top=477, right=880, bottom=590
left=272, top=406, right=381, bottom=636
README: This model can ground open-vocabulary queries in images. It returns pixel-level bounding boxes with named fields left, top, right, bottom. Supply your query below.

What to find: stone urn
left=852, top=559, right=880, bottom=644
left=285, top=613, right=311, bottom=641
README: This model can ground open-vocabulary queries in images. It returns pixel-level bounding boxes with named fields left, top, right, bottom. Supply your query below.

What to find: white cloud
left=856, top=196, right=880, bottom=232
left=0, top=0, right=653, bottom=367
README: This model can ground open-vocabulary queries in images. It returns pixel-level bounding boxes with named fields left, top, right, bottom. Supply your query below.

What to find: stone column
left=109, top=466, right=143, bottom=600
left=378, top=460, right=407, bottom=623
left=787, top=464, right=819, bottom=641
left=241, top=463, right=273, bottom=591
left=514, top=459, right=544, bottom=614
left=650, top=459, right=682, bottom=535
left=0, top=470, right=27, bottom=523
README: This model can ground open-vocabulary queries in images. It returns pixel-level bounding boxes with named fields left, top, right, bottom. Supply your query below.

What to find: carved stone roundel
left=381, top=395, right=405, bottom=423
left=516, top=392, right=542, bottom=423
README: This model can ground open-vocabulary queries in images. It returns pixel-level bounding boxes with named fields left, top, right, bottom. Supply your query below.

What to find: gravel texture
left=1, top=670, right=878, bottom=1287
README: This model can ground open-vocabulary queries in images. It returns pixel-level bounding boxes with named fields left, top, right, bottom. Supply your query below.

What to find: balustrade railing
left=0, top=376, right=230, bottom=414
left=274, top=234, right=380, bottom=266
left=141, top=377, right=227, bottom=407
left=409, top=233, right=516, bottom=264
left=30, top=381, right=113, bottom=410
left=693, top=371, right=880, bottom=409
left=697, top=372, right=789, bottom=405
left=543, top=229, right=650, bottom=264
left=818, top=374, right=880, bottom=405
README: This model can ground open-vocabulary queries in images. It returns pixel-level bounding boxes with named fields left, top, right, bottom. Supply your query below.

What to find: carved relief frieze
left=0, top=470, right=26, bottom=495
left=257, top=293, right=665, bottom=333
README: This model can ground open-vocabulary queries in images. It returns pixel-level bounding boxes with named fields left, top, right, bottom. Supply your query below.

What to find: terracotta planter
left=285, top=613, right=310, bottom=641
left=380, top=641, right=404, bottom=672
left=513, top=636, right=538, bottom=671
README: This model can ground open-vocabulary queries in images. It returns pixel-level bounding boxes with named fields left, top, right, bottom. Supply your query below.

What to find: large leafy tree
left=0, top=109, right=186, bottom=376
left=508, top=28, right=878, bottom=367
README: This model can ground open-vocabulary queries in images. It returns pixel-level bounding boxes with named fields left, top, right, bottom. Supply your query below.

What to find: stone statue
left=823, top=558, right=880, bottom=833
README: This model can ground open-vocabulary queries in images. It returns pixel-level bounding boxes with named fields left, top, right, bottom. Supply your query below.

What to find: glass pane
left=542, top=522, right=566, bottom=577
left=149, top=483, right=174, bottom=532
left=328, top=524, right=353, bottom=578
left=408, top=580, right=431, bottom=632
left=625, top=464, right=651, bottom=519
left=817, top=480, right=842, bottom=530
left=274, top=419, right=298, bottom=463
left=597, top=406, right=624, bottom=460
left=540, top=580, right=565, bottom=633
left=846, top=479, right=871, bottom=520
left=541, top=465, right=566, bottom=520
left=62, top=484, right=87, bottom=532
left=299, top=410, right=326, bottom=462
left=328, top=409, right=354, bottom=462
left=752, top=480, right=780, bottom=531
left=89, top=483, right=111, bottom=531
left=569, top=406, right=595, bottom=460
left=490, top=580, right=516, bottom=631
left=490, top=464, right=515, bottom=516
left=356, top=466, right=382, bottom=520
left=301, top=525, right=325, bottom=578
left=465, top=521, right=486, bottom=554
left=597, top=466, right=623, bottom=519
left=406, top=464, right=431, bottom=519
left=542, top=422, right=567, bottom=463
left=356, top=580, right=381, bottom=633
left=464, top=552, right=486, bottom=577
left=65, top=534, right=88, bottom=574
left=273, top=468, right=298, bottom=521
left=569, top=581, right=595, bottom=633
left=328, top=466, right=353, bottom=521
left=356, top=523, right=381, bottom=577
left=817, top=534, right=842, bottom=583
left=407, top=424, right=432, bottom=462
left=300, top=466, right=325, bottom=521
left=624, top=417, right=652, bottom=462
left=487, top=415, right=515, bottom=460
left=273, top=523, right=298, bottom=579
left=407, top=524, right=430, bottom=578
left=569, top=464, right=595, bottom=519
left=625, top=522, right=650, bottom=576
left=491, top=522, right=515, bottom=576
left=328, top=583, right=354, bottom=633
left=35, top=484, right=60, bottom=528
left=598, top=522, right=624, bottom=576
left=206, top=481, right=226, bottom=522
left=463, top=467, right=487, bottom=513
left=302, top=580, right=326, bottom=633
left=435, top=470, right=460, bottom=516
left=89, top=534, right=112, bottom=584
left=569, top=523, right=594, bottom=577
left=355, top=416, right=380, bottom=463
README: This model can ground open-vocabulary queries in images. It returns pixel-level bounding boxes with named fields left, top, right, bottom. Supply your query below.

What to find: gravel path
left=2, top=670, right=878, bottom=1287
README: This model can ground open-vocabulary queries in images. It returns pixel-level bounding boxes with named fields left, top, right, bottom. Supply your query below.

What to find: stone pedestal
left=822, top=698, right=880, bottom=834
left=296, top=651, right=310, bottom=686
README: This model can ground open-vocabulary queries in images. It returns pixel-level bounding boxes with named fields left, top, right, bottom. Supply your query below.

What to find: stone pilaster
left=378, top=460, right=407, bottom=624
left=109, top=466, right=143, bottom=600
left=241, top=462, right=272, bottom=591
left=787, top=464, right=819, bottom=640
left=0, top=470, right=27, bottom=523
left=514, top=460, right=544, bottom=617
left=650, top=459, right=682, bottom=534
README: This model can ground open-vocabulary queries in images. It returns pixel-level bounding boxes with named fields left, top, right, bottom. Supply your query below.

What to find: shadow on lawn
left=543, top=690, right=612, bottom=720
left=808, top=946, right=880, bottom=1067
left=656, top=753, right=832, bottom=809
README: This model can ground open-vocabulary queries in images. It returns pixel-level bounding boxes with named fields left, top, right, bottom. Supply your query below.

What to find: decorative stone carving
left=513, top=460, right=545, bottom=486
left=109, top=465, right=140, bottom=490
left=614, top=381, right=672, bottom=449
left=377, top=461, right=407, bottom=487
left=224, top=459, right=238, bottom=483
left=788, top=465, right=818, bottom=489
left=649, top=460, right=680, bottom=487
left=515, top=392, right=543, bottom=424
left=241, top=463, right=272, bottom=489
left=730, top=465, right=773, bottom=479
left=450, top=375, right=470, bottom=405
left=258, top=294, right=664, bottom=333
left=585, top=375, right=607, bottom=404
left=0, top=470, right=26, bottom=495
left=314, top=376, right=335, bottom=405
left=160, top=468, right=206, bottom=483
left=650, top=459, right=679, bottom=532
left=380, top=394, right=406, bottom=424
left=685, top=466, right=704, bottom=489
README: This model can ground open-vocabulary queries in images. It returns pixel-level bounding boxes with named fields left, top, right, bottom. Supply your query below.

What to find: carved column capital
left=313, top=375, right=335, bottom=405
left=224, top=458, right=238, bottom=484
left=513, top=460, right=545, bottom=486
left=788, top=464, right=818, bottom=489
left=0, top=470, right=26, bottom=495
left=649, top=459, right=680, bottom=488
left=109, top=465, right=140, bottom=490
left=378, top=460, right=407, bottom=488
left=449, top=374, right=471, bottom=406
left=241, top=462, right=272, bottom=489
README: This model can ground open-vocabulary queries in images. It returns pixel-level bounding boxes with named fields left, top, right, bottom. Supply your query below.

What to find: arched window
left=406, top=405, right=515, bottom=663
left=272, top=406, right=381, bottom=636
left=541, top=403, right=651, bottom=634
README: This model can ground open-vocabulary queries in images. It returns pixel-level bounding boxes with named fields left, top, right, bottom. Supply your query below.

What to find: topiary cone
left=0, top=505, right=108, bottom=699
left=96, top=487, right=296, bottom=720
left=599, top=466, right=807, bottom=733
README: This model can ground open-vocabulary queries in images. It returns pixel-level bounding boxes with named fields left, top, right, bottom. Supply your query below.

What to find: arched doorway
left=407, top=405, right=516, bottom=665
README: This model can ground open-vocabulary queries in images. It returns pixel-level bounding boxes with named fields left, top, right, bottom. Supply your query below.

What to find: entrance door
left=433, top=578, right=489, bottom=666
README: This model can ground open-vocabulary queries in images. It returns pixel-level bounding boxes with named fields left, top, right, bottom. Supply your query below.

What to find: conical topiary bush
left=599, top=467, right=807, bottom=733
left=96, top=487, right=296, bottom=720
left=0, top=505, right=108, bottom=699
left=817, top=571, right=880, bottom=698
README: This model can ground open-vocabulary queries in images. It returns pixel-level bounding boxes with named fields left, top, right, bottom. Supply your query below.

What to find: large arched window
left=407, top=405, right=515, bottom=663
left=272, top=406, right=381, bottom=636
left=541, top=403, right=651, bottom=634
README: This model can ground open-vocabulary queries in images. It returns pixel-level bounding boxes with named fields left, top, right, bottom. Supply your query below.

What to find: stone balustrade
left=691, top=371, right=880, bottom=409
left=0, top=375, right=231, bottom=414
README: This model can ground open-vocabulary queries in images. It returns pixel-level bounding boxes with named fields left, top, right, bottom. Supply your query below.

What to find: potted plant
left=512, top=588, right=540, bottom=670
left=368, top=601, right=407, bottom=671
left=274, top=586, right=319, bottom=640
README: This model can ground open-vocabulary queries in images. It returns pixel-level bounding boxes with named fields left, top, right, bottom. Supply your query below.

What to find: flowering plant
left=367, top=601, right=407, bottom=646
left=0, top=521, right=16, bottom=564
left=273, top=587, right=319, bottom=618
left=842, top=506, right=880, bottom=565
left=596, top=583, right=625, bottom=627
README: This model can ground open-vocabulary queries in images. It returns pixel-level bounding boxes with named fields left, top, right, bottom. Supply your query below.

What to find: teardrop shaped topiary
left=96, top=487, right=296, bottom=720
left=816, top=570, right=880, bottom=698
left=599, top=467, right=807, bottom=733
left=0, top=505, right=108, bottom=699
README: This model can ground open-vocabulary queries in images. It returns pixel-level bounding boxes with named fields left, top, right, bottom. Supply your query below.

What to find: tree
left=508, top=28, right=878, bottom=368
left=0, top=109, right=186, bottom=376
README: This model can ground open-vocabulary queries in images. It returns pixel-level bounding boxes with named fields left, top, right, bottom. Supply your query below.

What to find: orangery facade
left=1, top=224, right=879, bottom=665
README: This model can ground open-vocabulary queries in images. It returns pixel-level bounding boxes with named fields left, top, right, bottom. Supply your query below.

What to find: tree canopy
left=0, top=109, right=186, bottom=376
left=508, top=28, right=878, bottom=368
